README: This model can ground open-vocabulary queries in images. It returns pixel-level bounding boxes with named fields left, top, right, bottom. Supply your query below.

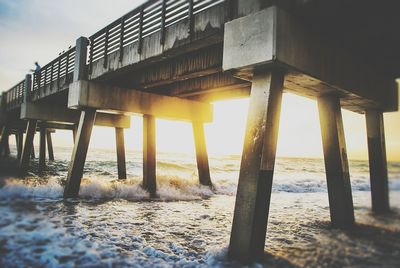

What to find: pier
left=0, top=0, right=398, bottom=263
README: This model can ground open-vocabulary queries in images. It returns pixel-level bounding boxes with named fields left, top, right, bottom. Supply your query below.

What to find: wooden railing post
left=103, top=27, right=109, bottom=68
left=88, top=37, right=93, bottom=75
left=65, top=51, right=70, bottom=82
left=119, top=17, right=125, bottom=62
left=160, top=0, right=167, bottom=45
left=188, top=0, right=194, bottom=40
left=138, top=7, right=144, bottom=54
left=50, top=63, right=54, bottom=88
left=57, top=58, right=61, bottom=87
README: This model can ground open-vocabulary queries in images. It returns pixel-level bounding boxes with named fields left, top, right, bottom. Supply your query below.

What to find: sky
left=0, top=0, right=399, bottom=161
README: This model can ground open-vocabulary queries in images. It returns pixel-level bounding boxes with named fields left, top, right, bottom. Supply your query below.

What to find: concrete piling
left=39, top=127, right=46, bottom=172
left=64, top=109, right=96, bottom=198
left=366, top=110, right=390, bottom=213
left=4, top=133, right=10, bottom=157
left=192, top=122, right=212, bottom=186
left=46, top=130, right=55, bottom=161
left=72, top=125, right=77, bottom=143
left=0, top=125, right=9, bottom=158
left=20, top=120, right=38, bottom=172
left=16, top=131, right=23, bottom=160
left=143, top=114, right=156, bottom=197
left=115, top=127, right=127, bottom=180
left=318, top=95, right=355, bottom=229
left=229, top=71, right=284, bottom=262
left=31, top=143, right=35, bottom=159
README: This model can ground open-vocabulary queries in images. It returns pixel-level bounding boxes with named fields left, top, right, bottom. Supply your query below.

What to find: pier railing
left=32, top=47, right=76, bottom=92
left=4, top=79, right=26, bottom=111
left=2, top=0, right=234, bottom=110
left=88, top=0, right=225, bottom=71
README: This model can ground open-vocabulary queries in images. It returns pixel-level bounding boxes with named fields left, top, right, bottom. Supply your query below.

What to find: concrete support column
left=72, top=125, right=77, bottom=143
left=64, top=109, right=96, bottom=198
left=366, top=110, right=390, bottom=213
left=318, top=95, right=355, bottom=229
left=115, top=127, right=127, bottom=180
left=229, top=71, right=284, bottom=262
left=20, top=119, right=38, bottom=172
left=0, top=125, right=10, bottom=158
left=143, top=114, right=156, bottom=197
left=31, top=143, right=36, bottom=159
left=16, top=131, right=23, bottom=160
left=192, top=122, right=212, bottom=186
left=4, top=134, right=10, bottom=157
left=39, top=127, right=46, bottom=172
left=47, top=130, right=55, bottom=161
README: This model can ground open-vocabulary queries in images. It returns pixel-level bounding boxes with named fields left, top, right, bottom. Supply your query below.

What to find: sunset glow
left=37, top=93, right=399, bottom=161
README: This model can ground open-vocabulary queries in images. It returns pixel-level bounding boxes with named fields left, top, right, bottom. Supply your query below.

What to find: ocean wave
left=1, top=174, right=399, bottom=202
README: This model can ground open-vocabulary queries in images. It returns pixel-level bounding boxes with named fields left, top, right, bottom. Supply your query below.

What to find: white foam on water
left=1, top=171, right=399, bottom=202
left=0, top=177, right=63, bottom=199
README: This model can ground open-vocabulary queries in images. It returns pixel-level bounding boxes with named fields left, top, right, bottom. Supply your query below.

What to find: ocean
left=0, top=146, right=399, bottom=267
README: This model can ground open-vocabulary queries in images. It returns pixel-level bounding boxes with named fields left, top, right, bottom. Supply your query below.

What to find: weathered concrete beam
left=20, top=102, right=130, bottom=128
left=229, top=71, right=284, bottom=263
left=366, top=110, right=390, bottom=213
left=318, top=95, right=355, bottom=228
left=223, top=6, right=398, bottom=112
left=68, top=80, right=213, bottom=122
left=38, top=122, right=74, bottom=131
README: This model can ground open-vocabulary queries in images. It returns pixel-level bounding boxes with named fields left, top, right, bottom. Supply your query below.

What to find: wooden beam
left=115, top=127, right=127, bottom=180
left=64, top=109, right=96, bottom=198
left=229, top=71, right=284, bottom=263
left=68, top=80, right=213, bottom=122
left=143, top=115, right=156, bottom=197
left=318, top=95, right=355, bottom=228
left=366, top=110, right=390, bottom=213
